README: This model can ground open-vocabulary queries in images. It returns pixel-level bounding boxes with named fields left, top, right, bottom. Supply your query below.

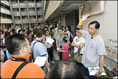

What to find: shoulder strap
left=32, top=40, right=41, bottom=61
left=12, top=62, right=28, bottom=79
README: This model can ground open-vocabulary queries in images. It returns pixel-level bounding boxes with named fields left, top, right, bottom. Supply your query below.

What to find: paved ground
left=53, top=49, right=60, bottom=61
left=52, top=48, right=74, bottom=61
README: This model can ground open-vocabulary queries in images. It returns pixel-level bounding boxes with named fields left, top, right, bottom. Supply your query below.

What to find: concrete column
left=26, top=0, right=30, bottom=27
left=9, top=0, right=15, bottom=27
left=18, top=0, right=23, bottom=26
left=34, top=0, right=38, bottom=26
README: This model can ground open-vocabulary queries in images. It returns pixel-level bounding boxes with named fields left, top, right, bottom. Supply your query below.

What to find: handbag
left=73, top=48, right=82, bottom=63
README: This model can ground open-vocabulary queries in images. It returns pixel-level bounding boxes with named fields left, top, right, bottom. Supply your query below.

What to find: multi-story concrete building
left=0, top=0, right=12, bottom=27
left=8, top=0, right=45, bottom=27
left=44, top=0, right=117, bottom=76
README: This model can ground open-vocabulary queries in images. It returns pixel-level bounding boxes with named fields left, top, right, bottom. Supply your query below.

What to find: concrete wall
left=82, top=1, right=117, bottom=43
left=0, top=1, right=12, bottom=24
left=45, top=1, right=64, bottom=20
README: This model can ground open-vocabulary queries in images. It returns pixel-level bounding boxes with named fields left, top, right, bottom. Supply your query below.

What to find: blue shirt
left=31, top=40, right=48, bottom=60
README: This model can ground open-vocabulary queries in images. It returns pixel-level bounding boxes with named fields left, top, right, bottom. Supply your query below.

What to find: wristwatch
left=98, top=70, right=102, bottom=74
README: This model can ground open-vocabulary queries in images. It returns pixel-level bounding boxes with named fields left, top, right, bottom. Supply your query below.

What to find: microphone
left=91, top=37, right=93, bottom=39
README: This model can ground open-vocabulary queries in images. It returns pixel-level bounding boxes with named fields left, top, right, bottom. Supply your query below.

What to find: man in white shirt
left=72, top=27, right=85, bottom=54
left=72, top=27, right=85, bottom=63
left=78, top=15, right=106, bottom=78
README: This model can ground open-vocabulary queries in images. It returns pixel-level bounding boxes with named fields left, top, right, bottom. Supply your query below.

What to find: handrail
left=105, top=55, right=118, bottom=63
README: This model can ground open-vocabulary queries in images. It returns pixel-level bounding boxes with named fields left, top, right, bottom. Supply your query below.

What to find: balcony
left=1, top=1, right=9, bottom=6
left=29, top=11, right=36, bottom=15
left=11, top=3, right=19, bottom=8
left=30, top=19, right=37, bottom=23
left=21, top=12, right=28, bottom=16
left=1, top=18, right=12, bottom=23
left=37, top=11, right=44, bottom=15
left=1, top=8, right=11, bottom=15
left=19, top=3, right=27, bottom=8
left=13, top=12, right=20, bottom=16
left=38, top=18, right=44, bottom=22
left=28, top=3, right=35, bottom=8
left=14, top=20, right=22, bottom=24
left=22, top=19, right=29, bottom=23
left=37, top=3, right=43, bottom=7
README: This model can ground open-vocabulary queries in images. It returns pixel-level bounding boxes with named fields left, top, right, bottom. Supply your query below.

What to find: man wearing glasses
left=1, top=34, right=46, bottom=79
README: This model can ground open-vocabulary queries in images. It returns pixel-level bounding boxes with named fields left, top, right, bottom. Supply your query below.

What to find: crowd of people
left=0, top=14, right=107, bottom=79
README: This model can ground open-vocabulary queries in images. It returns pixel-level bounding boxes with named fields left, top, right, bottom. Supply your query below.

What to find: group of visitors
left=0, top=14, right=107, bottom=79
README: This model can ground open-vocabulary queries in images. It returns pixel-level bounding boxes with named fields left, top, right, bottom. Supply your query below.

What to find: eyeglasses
left=22, top=43, right=30, bottom=48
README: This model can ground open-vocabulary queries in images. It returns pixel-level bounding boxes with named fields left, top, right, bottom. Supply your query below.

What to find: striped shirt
left=82, top=31, right=106, bottom=67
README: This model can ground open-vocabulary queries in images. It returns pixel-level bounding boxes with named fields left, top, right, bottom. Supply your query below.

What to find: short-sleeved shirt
left=31, top=40, right=48, bottom=60
left=56, top=35, right=64, bottom=48
left=43, top=36, right=53, bottom=48
left=1, top=60, right=45, bottom=78
left=63, top=44, right=69, bottom=53
left=54, top=27, right=58, bottom=39
left=73, top=36, right=85, bottom=53
left=82, top=31, right=106, bottom=67
left=56, top=35, right=69, bottom=48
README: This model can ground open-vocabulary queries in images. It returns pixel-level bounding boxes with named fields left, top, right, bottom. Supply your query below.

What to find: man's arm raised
left=77, top=14, right=89, bottom=28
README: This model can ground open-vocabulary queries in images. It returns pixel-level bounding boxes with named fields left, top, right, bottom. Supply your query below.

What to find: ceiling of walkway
left=47, top=1, right=87, bottom=21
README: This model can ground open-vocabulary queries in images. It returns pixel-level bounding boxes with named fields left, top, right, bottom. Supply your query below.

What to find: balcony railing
left=37, top=3, right=43, bottom=7
left=30, top=19, right=37, bottom=23
left=1, top=1, right=9, bottom=6
left=13, top=12, right=20, bottom=16
left=38, top=18, right=44, bottom=22
left=37, top=11, right=43, bottom=15
left=19, top=3, right=27, bottom=8
left=21, top=12, right=28, bottom=16
left=22, top=19, right=28, bottom=23
left=28, top=3, right=35, bottom=7
left=14, top=20, right=22, bottom=24
left=1, top=18, right=12, bottom=23
left=1, top=8, right=11, bottom=15
left=11, top=3, right=19, bottom=8
left=29, top=11, right=36, bottom=15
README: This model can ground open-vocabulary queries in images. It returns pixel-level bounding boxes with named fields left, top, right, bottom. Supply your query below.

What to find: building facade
left=8, top=0, right=45, bottom=27
left=0, top=0, right=12, bottom=28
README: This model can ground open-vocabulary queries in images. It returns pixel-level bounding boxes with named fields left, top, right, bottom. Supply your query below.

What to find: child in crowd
left=59, top=37, right=70, bottom=60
